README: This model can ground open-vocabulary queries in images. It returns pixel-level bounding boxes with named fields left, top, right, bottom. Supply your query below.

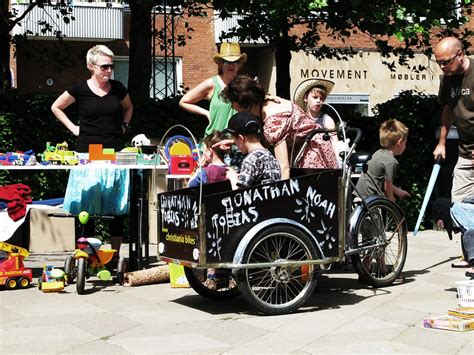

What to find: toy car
left=38, top=265, right=66, bottom=293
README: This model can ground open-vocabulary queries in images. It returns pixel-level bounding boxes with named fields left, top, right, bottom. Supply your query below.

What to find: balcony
left=214, top=12, right=266, bottom=45
left=11, top=2, right=124, bottom=41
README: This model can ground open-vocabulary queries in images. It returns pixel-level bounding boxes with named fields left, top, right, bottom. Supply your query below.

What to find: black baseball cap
left=224, top=111, right=262, bottom=135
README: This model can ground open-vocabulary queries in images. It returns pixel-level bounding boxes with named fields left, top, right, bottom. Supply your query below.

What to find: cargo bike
left=157, top=127, right=407, bottom=315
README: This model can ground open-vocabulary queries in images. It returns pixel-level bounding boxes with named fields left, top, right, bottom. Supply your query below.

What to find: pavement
left=1, top=229, right=473, bottom=354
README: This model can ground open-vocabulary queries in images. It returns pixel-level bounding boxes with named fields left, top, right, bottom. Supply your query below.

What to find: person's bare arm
left=393, top=184, right=410, bottom=199
left=121, top=94, right=133, bottom=126
left=274, top=140, right=290, bottom=179
left=384, top=180, right=396, bottom=202
left=226, top=167, right=239, bottom=190
left=433, top=105, right=455, bottom=160
left=51, top=91, right=79, bottom=136
left=179, top=77, right=214, bottom=120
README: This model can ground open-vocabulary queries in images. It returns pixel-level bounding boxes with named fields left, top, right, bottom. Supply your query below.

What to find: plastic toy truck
left=41, top=142, right=79, bottom=165
left=0, top=242, right=33, bottom=290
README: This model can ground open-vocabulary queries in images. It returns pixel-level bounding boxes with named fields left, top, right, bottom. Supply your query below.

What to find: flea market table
left=0, top=163, right=170, bottom=271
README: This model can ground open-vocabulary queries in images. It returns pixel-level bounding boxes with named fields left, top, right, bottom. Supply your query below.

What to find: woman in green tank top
left=179, top=42, right=247, bottom=137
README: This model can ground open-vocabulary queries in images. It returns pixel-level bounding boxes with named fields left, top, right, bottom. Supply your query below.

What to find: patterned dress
left=263, top=102, right=338, bottom=169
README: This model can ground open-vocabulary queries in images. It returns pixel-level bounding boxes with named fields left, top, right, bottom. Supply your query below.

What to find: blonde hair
left=86, top=45, right=114, bottom=66
left=379, top=119, right=409, bottom=149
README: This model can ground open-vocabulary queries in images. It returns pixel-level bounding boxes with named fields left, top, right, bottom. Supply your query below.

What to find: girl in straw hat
left=179, top=42, right=247, bottom=137
left=294, top=78, right=342, bottom=166
left=220, top=75, right=338, bottom=179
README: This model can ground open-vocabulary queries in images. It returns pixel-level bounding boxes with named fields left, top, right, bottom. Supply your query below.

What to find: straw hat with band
left=213, top=42, right=248, bottom=65
left=293, top=78, right=335, bottom=111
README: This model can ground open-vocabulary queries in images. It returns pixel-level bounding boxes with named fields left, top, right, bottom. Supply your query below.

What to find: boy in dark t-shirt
left=223, top=112, right=281, bottom=189
left=356, top=119, right=411, bottom=203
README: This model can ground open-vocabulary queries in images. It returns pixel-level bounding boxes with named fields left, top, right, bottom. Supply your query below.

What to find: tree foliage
left=210, top=0, right=473, bottom=98
left=1, top=0, right=74, bottom=94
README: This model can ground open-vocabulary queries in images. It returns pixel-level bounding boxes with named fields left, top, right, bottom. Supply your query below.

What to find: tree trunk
left=128, top=0, right=153, bottom=105
left=274, top=22, right=291, bottom=99
left=0, top=0, right=11, bottom=94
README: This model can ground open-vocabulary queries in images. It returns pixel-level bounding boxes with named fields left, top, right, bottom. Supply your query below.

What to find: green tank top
left=205, top=76, right=236, bottom=136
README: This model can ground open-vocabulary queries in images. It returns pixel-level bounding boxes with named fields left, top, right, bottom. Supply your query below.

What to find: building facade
left=10, top=1, right=473, bottom=116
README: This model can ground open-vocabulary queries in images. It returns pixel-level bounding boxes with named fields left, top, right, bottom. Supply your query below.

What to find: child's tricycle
left=157, top=127, right=407, bottom=315
left=63, top=212, right=128, bottom=294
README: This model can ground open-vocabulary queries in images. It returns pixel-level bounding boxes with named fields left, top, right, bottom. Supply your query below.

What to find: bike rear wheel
left=351, top=198, right=407, bottom=287
left=184, top=267, right=240, bottom=301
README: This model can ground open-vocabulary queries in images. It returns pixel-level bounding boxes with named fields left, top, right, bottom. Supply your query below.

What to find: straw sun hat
left=293, top=78, right=335, bottom=111
left=213, top=42, right=248, bottom=65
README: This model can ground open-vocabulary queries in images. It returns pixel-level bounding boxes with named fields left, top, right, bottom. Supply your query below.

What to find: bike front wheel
left=239, top=225, right=320, bottom=315
left=351, top=198, right=407, bottom=287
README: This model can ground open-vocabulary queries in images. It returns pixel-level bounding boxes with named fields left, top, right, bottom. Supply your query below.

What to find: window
left=326, top=94, right=370, bottom=119
left=113, top=57, right=182, bottom=99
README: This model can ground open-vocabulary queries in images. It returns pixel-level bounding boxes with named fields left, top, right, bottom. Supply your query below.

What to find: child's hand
left=398, top=189, right=411, bottom=199
left=226, top=167, right=238, bottom=180
left=212, top=139, right=234, bottom=152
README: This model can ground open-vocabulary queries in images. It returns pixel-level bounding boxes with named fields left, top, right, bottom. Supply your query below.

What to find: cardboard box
left=28, top=208, right=75, bottom=252
left=423, top=315, right=474, bottom=332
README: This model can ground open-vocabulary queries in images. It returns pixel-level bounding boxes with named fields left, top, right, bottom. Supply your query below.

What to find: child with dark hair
left=223, top=111, right=281, bottom=189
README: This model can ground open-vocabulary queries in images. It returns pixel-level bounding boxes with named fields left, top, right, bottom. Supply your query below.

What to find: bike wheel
left=64, top=255, right=76, bottom=284
left=116, top=257, right=128, bottom=285
left=76, top=258, right=87, bottom=294
left=351, top=198, right=407, bottom=287
left=184, top=267, right=240, bottom=301
left=239, top=225, right=319, bottom=315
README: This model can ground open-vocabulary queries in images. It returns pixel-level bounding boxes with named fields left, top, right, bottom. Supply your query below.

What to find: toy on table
left=131, top=134, right=159, bottom=164
left=38, top=265, right=66, bottom=293
left=164, top=135, right=197, bottom=175
left=63, top=211, right=128, bottom=294
left=0, top=242, right=32, bottom=290
left=40, top=142, right=79, bottom=165
left=0, top=150, right=36, bottom=166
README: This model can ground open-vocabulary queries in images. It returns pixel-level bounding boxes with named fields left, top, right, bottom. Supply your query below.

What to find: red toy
left=0, top=242, right=33, bottom=290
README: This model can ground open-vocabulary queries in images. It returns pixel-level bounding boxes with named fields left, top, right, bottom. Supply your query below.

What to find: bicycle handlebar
left=305, top=126, right=363, bottom=146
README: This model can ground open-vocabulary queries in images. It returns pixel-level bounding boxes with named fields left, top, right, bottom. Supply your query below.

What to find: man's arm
left=433, top=105, right=455, bottom=160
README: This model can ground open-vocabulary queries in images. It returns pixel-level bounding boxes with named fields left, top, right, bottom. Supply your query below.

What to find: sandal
left=465, top=269, right=474, bottom=279
left=451, top=258, right=469, bottom=268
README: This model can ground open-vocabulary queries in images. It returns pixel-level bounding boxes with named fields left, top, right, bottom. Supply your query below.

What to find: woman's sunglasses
left=95, top=64, right=115, bottom=71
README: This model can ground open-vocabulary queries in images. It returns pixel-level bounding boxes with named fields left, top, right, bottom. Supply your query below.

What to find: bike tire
left=351, top=198, right=407, bottom=287
left=116, top=257, right=128, bottom=285
left=184, top=267, right=240, bottom=301
left=239, top=225, right=320, bottom=315
left=64, top=255, right=75, bottom=284
left=76, top=258, right=87, bottom=294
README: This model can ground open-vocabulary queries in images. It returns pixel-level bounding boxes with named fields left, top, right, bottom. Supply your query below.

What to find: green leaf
left=395, top=32, right=404, bottom=41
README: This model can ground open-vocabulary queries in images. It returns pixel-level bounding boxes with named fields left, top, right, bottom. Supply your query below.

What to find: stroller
left=451, top=196, right=474, bottom=278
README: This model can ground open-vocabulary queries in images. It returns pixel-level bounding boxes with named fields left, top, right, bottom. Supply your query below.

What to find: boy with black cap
left=224, top=111, right=281, bottom=189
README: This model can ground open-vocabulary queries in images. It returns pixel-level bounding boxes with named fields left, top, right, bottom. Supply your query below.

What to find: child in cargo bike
left=194, top=112, right=282, bottom=290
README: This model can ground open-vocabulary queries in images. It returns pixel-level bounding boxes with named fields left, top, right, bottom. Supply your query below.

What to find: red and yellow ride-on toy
left=0, top=242, right=32, bottom=290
